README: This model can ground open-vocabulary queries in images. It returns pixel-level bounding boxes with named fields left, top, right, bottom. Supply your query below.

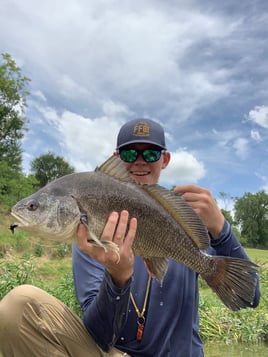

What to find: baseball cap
left=116, top=118, right=166, bottom=150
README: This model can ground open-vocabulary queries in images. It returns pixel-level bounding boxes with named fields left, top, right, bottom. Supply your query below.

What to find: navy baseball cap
left=116, top=118, right=166, bottom=150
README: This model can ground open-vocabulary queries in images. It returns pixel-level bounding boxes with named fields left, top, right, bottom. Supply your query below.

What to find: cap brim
left=117, top=140, right=166, bottom=150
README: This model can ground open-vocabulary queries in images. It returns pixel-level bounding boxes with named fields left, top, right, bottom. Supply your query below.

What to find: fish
left=10, top=155, right=258, bottom=311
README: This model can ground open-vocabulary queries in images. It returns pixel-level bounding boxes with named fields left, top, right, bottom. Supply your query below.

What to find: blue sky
left=1, top=0, right=268, bottom=209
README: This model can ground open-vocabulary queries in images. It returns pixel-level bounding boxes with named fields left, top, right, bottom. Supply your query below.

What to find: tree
left=30, top=152, right=75, bottom=187
left=0, top=53, right=30, bottom=171
left=234, top=191, right=268, bottom=248
left=0, top=160, right=38, bottom=207
left=0, top=53, right=32, bottom=209
left=218, top=192, right=242, bottom=241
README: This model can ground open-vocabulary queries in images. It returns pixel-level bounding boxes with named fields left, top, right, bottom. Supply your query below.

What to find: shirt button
left=116, top=296, right=121, bottom=300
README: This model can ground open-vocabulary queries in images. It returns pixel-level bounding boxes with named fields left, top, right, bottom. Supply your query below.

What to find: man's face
left=115, top=143, right=170, bottom=185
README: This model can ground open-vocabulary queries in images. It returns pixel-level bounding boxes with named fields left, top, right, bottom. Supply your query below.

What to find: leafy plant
left=0, top=256, right=35, bottom=299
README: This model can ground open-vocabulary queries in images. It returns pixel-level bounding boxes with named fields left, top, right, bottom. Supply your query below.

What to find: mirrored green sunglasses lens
left=142, top=149, right=161, bottom=162
left=120, top=149, right=138, bottom=162
left=120, top=149, right=162, bottom=163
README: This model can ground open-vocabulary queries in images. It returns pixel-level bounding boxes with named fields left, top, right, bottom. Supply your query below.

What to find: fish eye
left=27, top=200, right=39, bottom=211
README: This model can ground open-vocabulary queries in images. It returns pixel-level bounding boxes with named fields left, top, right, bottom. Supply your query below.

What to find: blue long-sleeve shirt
left=72, top=220, right=260, bottom=357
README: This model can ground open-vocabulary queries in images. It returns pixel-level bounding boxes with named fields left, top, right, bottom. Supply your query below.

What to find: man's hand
left=174, top=184, right=225, bottom=239
left=77, top=210, right=137, bottom=287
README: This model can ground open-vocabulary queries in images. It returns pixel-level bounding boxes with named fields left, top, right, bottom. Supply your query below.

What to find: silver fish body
left=11, top=156, right=258, bottom=311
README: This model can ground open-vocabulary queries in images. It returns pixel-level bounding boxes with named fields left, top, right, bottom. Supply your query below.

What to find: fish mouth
left=10, top=211, right=30, bottom=228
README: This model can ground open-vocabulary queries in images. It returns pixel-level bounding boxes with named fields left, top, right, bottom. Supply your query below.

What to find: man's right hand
left=77, top=210, right=137, bottom=287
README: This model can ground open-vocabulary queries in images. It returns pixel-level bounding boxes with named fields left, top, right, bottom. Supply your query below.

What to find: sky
left=1, top=0, right=268, bottom=210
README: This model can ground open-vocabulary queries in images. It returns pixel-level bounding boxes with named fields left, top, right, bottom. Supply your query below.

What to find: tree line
left=0, top=53, right=267, bottom=248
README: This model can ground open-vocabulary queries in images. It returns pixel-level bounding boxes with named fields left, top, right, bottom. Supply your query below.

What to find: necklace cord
left=130, top=275, right=151, bottom=318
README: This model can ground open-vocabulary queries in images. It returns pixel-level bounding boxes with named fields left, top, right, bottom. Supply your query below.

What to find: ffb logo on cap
left=133, top=122, right=150, bottom=137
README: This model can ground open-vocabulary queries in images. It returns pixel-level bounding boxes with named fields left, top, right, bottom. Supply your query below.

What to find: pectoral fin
left=79, top=213, right=119, bottom=253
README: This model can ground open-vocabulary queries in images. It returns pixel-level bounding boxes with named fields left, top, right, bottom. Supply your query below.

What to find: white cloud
left=25, top=99, right=133, bottom=172
left=248, top=105, right=268, bottom=129
left=58, top=112, right=121, bottom=170
left=32, top=90, right=47, bottom=102
left=251, top=130, right=262, bottom=142
left=256, top=173, right=268, bottom=194
left=2, top=0, right=268, bottom=198
left=160, top=150, right=206, bottom=185
left=233, top=138, right=249, bottom=160
left=102, top=99, right=133, bottom=118
left=0, top=0, right=238, bottom=122
left=216, top=129, right=240, bottom=148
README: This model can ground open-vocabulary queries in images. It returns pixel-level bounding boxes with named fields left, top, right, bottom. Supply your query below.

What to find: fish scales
left=10, top=155, right=258, bottom=311
left=76, top=170, right=208, bottom=271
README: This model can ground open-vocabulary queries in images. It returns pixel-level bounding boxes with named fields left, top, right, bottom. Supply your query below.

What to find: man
left=0, top=118, right=260, bottom=357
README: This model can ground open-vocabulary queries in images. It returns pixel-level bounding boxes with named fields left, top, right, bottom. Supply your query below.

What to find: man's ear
left=162, top=151, right=171, bottom=169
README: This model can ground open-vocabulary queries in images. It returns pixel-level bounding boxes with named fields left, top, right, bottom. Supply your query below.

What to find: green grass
left=33, top=257, right=72, bottom=287
left=1, top=249, right=267, bottom=345
left=199, top=248, right=268, bottom=343
left=0, top=207, right=268, bottom=346
left=245, top=248, right=268, bottom=265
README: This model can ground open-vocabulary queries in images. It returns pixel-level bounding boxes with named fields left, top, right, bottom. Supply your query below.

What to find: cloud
left=255, top=173, right=268, bottom=194
left=23, top=95, right=138, bottom=172
left=32, top=90, right=47, bottom=102
left=2, top=0, right=268, bottom=198
left=160, top=149, right=205, bottom=185
left=251, top=130, right=262, bottom=142
left=248, top=105, right=268, bottom=129
left=0, top=0, right=240, bottom=122
left=33, top=109, right=124, bottom=171
left=233, top=138, right=249, bottom=160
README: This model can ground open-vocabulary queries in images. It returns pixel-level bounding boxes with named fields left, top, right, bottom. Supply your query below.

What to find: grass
left=34, top=256, right=72, bottom=287
left=1, top=248, right=267, bottom=344
left=199, top=248, right=268, bottom=343
left=0, top=208, right=268, bottom=346
left=245, top=248, right=268, bottom=265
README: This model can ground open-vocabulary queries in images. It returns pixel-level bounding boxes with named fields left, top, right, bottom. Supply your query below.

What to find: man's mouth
left=130, top=171, right=150, bottom=176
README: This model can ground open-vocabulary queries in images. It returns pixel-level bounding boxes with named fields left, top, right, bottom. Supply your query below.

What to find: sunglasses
left=119, top=148, right=164, bottom=163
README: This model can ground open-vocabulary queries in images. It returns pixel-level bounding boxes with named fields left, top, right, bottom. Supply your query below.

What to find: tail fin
left=201, top=257, right=258, bottom=311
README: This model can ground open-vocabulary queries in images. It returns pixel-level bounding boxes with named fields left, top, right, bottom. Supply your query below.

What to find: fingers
left=174, top=185, right=212, bottom=209
left=174, top=184, right=210, bottom=200
left=174, top=184, right=225, bottom=237
left=77, top=210, right=137, bottom=256
left=101, top=211, right=119, bottom=243
left=77, top=222, right=88, bottom=245
left=110, top=210, right=129, bottom=246
left=174, top=184, right=203, bottom=195
left=124, top=216, right=137, bottom=250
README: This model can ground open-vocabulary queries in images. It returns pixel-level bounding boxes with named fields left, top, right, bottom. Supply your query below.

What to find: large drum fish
left=10, top=156, right=258, bottom=311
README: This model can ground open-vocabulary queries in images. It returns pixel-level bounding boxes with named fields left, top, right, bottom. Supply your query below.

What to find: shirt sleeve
left=208, top=219, right=261, bottom=308
left=72, top=244, right=132, bottom=351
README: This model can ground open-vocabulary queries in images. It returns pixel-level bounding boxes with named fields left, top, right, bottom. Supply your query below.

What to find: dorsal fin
left=95, top=155, right=134, bottom=183
left=142, top=184, right=209, bottom=249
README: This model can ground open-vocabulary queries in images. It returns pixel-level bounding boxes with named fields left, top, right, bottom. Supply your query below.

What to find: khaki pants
left=0, top=285, right=130, bottom=357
